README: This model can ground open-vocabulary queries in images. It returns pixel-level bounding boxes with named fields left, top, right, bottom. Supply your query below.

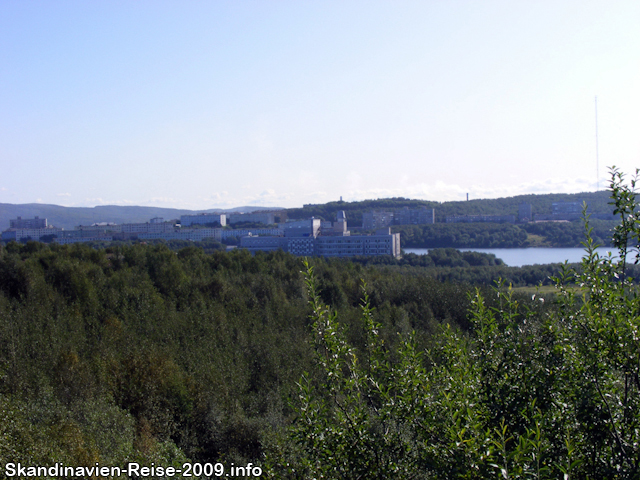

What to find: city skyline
left=2, top=1, right=639, bottom=210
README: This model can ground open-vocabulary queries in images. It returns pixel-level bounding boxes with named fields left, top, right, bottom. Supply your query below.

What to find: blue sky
left=1, top=1, right=638, bottom=209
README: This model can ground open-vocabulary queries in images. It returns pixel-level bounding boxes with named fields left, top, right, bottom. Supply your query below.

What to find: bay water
left=403, top=247, right=619, bottom=267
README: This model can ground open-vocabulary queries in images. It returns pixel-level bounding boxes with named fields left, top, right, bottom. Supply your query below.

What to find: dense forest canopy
left=1, top=169, right=640, bottom=478
left=395, top=218, right=618, bottom=248
left=0, top=240, right=503, bottom=470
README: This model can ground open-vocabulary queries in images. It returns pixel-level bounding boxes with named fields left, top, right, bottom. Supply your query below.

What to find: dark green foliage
left=0, top=253, right=31, bottom=299
left=3, top=170, right=638, bottom=476
left=351, top=249, right=637, bottom=287
left=38, top=234, right=58, bottom=243
left=267, top=168, right=640, bottom=479
left=394, top=219, right=618, bottom=248
left=521, top=219, right=615, bottom=247
left=0, top=238, right=484, bottom=468
left=397, top=222, right=530, bottom=248
left=226, top=221, right=277, bottom=229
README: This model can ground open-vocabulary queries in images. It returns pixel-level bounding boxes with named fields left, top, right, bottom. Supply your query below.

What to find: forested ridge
left=288, top=191, right=618, bottom=248
left=287, top=189, right=614, bottom=224
left=395, top=218, right=618, bottom=248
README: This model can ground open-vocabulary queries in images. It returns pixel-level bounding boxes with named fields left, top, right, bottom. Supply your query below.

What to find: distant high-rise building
left=180, top=213, right=227, bottom=227
left=283, top=218, right=321, bottom=237
left=518, top=203, right=532, bottom=222
left=552, top=201, right=585, bottom=215
left=10, top=216, right=47, bottom=229
left=394, top=207, right=435, bottom=225
left=227, top=212, right=276, bottom=225
left=362, top=210, right=394, bottom=230
left=363, top=207, right=435, bottom=229
left=334, top=210, right=348, bottom=234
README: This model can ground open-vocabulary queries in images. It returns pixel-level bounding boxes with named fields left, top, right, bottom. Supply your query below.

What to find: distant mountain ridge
left=287, top=190, right=614, bottom=224
left=0, top=203, right=280, bottom=230
left=0, top=191, right=614, bottom=231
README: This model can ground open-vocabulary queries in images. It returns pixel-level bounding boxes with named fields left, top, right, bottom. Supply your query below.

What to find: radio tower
left=595, top=96, right=599, bottom=191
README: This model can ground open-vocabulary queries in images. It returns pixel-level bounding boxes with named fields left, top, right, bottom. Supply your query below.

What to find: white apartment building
left=138, top=228, right=221, bottom=242
left=2, top=226, right=63, bottom=242
left=56, top=236, right=113, bottom=245
left=121, top=221, right=176, bottom=234
left=221, top=228, right=282, bottom=239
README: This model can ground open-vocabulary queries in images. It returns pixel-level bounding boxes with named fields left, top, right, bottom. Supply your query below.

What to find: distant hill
left=0, top=191, right=614, bottom=232
left=287, top=191, right=614, bottom=224
left=0, top=204, right=280, bottom=231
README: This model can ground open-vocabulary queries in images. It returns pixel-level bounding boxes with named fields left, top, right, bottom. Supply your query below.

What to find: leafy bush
left=267, top=168, right=640, bottom=479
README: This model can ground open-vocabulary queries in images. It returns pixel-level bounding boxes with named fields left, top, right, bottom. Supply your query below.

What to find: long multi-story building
left=552, top=201, right=584, bottom=215
left=221, top=228, right=282, bottom=239
left=138, top=228, right=221, bottom=242
left=241, top=227, right=400, bottom=258
left=241, top=212, right=401, bottom=258
left=2, top=226, right=63, bottom=242
left=362, top=207, right=435, bottom=229
left=121, top=221, right=177, bottom=234
left=393, top=206, right=435, bottom=225
left=75, top=222, right=122, bottom=232
left=316, top=229, right=400, bottom=257
left=56, top=235, right=113, bottom=245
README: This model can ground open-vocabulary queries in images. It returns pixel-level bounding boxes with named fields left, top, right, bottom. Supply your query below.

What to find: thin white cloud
left=148, top=197, right=180, bottom=206
left=41, top=176, right=604, bottom=211
left=242, top=189, right=293, bottom=207
left=79, top=198, right=138, bottom=207
left=340, top=177, right=600, bottom=203
left=56, top=193, right=71, bottom=197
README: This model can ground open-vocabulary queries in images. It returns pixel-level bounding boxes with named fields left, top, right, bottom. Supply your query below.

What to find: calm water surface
left=403, top=247, right=618, bottom=267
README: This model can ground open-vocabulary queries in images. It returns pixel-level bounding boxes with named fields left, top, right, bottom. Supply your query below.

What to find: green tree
left=268, top=167, right=640, bottom=478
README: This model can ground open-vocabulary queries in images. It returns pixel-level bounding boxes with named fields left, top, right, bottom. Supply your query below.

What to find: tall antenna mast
left=595, top=96, right=599, bottom=191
